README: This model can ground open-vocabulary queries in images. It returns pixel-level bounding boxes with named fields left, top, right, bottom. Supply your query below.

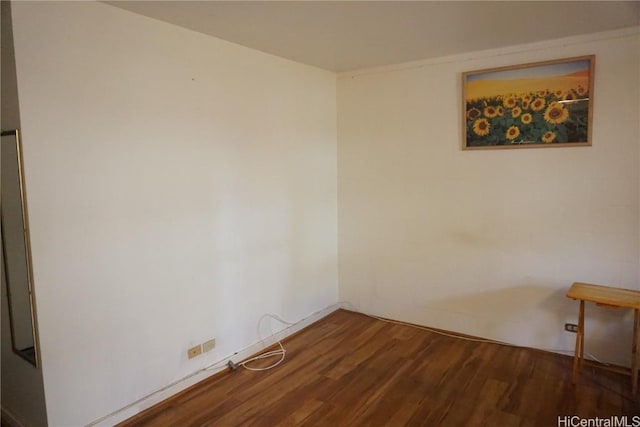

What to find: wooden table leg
left=572, top=300, right=585, bottom=384
left=579, top=300, right=585, bottom=367
left=632, top=309, right=639, bottom=395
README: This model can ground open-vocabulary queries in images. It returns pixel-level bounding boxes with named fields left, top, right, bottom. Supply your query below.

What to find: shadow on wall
left=415, top=284, right=634, bottom=366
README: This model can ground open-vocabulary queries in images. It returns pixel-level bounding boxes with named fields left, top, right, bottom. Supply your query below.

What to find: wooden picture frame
left=462, top=55, right=595, bottom=150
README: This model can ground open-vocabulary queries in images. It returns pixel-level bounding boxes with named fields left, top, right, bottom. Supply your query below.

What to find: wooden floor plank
left=119, top=309, right=640, bottom=426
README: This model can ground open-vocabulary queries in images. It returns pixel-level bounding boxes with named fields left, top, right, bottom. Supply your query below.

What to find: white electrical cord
left=89, top=307, right=338, bottom=425
left=239, top=342, right=287, bottom=371
left=227, top=302, right=607, bottom=372
left=238, top=314, right=294, bottom=371
left=86, top=301, right=606, bottom=426
left=341, top=302, right=607, bottom=365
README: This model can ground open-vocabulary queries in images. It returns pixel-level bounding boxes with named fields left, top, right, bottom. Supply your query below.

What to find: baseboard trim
left=342, top=308, right=633, bottom=376
left=97, top=304, right=631, bottom=426
left=1, top=407, right=26, bottom=427
left=88, top=302, right=342, bottom=427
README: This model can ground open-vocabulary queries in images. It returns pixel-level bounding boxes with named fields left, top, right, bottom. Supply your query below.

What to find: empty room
left=2, top=1, right=640, bottom=426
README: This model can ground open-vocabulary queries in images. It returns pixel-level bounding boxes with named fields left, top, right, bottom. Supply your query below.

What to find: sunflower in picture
left=473, top=118, right=491, bottom=136
left=503, top=96, right=517, bottom=109
left=531, top=98, right=546, bottom=111
left=496, top=106, right=504, bottom=116
left=522, top=94, right=532, bottom=103
left=484, top=106, right=498, bottom=118
left=576, top=85, right=588, bottom=96
left=521, top=99, right=530, bottom=110
left=506, top=126, right=520, bottom=140
left=542, top=131, right=556, bottom=143
left=544, top=102, right=569, bottom=124
left=511, top=106, right=522, bottom=118
left=467, top=108, right=481, bottom=120
left=521, top=113, right=533, bottom=125
left=537, top=90, right=547, bottom=97
left=553, top=89, right=565, bottom=98
left=564, top=91, right=576, bottom=101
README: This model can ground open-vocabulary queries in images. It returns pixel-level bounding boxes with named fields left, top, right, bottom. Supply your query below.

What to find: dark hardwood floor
left=119, top=309, right=639, bottom=426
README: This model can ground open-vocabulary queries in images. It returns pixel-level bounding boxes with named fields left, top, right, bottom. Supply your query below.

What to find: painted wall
left=11, top=2, right=338, bottom=426
left=9, top=1, right=639, bottom=424
left=338, top=29, right=640, bottom=367
left=1, top=1, right=48, bottom=426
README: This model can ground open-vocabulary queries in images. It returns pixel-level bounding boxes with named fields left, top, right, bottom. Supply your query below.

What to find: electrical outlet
left=202, top=339, right=216, bottom=353
left=564, top=323, right=578, bottom=333
left=188, top=344, right=202, bottom=359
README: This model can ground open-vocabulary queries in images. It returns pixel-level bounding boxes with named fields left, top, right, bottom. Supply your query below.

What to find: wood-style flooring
left=119, top=309, right=639, bottom=426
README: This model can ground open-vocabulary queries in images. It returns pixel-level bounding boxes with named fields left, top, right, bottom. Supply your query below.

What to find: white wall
left=1, top=2, right=48, bottom=426
left=338, top=29, right=640, bottom=367
left=9, top=1, right=639, bottom=424
left=11, top=2, right=338, bottom=426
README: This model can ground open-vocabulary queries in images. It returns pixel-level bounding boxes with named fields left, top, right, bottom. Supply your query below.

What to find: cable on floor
left=339, top=301, right=607, bottom=366
left=219, top=307, right=337, bottom=372
left=238, top=314, right=293, bottom=371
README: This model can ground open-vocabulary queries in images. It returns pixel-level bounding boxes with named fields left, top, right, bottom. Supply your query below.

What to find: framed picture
left=462, top=55, right=595, bottom=150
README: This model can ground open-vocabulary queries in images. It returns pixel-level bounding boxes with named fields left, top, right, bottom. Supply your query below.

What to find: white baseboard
left=1, top=407, right=26, bottom=427
left=87, top=303, right=342, bottom=427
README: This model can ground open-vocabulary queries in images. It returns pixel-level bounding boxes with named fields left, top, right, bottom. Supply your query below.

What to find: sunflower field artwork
left=462, top=56, right=594, bottom=150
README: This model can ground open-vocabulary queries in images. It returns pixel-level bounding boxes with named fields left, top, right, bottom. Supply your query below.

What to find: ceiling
left=107, top=1, right=640, bottom=72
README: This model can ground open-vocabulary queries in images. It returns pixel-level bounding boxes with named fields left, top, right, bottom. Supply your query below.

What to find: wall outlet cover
left=203, top=339, right=216, bottom=353
left=188, top=344, right=202, bottom=359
